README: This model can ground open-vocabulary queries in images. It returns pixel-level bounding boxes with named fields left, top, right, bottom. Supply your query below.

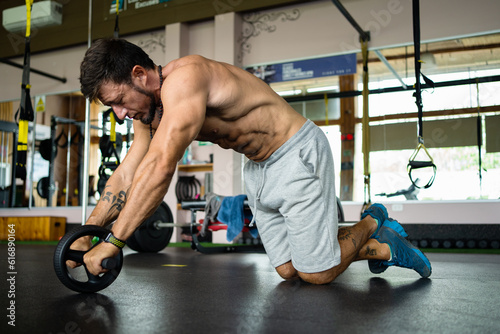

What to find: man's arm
left=84, top=63, right=210, bottom=274
left=86, top=119, right=151, bottom=227
left=66, top=119, right=151, bottom=269
left=110, top=64, right=209, bottom=239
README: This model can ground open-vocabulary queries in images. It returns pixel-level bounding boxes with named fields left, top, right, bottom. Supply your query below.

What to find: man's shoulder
left=168, top=55, right=214, bottom=70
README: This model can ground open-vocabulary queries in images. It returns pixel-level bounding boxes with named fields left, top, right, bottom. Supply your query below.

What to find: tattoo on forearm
left=101, top=187, right=128, bottom=214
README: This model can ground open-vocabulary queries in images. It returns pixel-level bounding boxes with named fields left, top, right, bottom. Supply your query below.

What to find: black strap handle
left=407, top=160, right=436, bottom=189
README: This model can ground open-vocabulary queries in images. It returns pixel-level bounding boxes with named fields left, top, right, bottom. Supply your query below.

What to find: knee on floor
left=276, top=262, right=298, bottom=280
left=298, top=270, right=338, bottom=285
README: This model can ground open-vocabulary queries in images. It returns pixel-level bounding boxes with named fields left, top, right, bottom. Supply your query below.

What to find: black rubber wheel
left=126, top=202, right=174, bottom=253
left=53, top=225, right=123, bottom=293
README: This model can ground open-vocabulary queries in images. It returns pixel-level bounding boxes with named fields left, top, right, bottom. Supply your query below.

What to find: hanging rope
left=407, top=0, right=436, bottom=189
left=361, top=39, right=371, bottom=212
left=15, top=0, right=35, bottom=181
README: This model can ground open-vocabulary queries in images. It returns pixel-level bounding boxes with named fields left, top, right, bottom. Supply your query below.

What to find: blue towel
left=217, top=195, right=258, bottom=241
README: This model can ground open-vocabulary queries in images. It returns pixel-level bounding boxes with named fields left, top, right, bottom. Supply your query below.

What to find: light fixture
left=306, top=85, right=339, bottom=93
left=276, top=89, right=302, bottom=96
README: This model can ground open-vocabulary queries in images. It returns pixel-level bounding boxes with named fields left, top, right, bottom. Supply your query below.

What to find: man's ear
left=131, top=65, right=147, bottom=86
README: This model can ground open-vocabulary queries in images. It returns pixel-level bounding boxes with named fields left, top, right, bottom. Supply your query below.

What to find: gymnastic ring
left=53, top=225, right=123, bottom=293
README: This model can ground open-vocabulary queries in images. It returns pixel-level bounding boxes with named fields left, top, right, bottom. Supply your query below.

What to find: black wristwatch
left=104, top=232, right=126, bottom=249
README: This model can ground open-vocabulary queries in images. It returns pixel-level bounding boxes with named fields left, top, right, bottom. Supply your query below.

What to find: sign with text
left=246, top=53, right=357, bottom=84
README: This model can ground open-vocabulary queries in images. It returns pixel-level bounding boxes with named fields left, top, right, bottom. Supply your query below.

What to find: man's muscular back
left=162, top=55, right=307, bottom=162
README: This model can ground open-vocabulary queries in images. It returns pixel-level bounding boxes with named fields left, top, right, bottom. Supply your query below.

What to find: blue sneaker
left=369, top=219, right=408, bottom=274
left=361, top=203, right=388, bottom=238
left=377, top=226, right=432, bottom=278
left=362, top=204, right=410, bottom=274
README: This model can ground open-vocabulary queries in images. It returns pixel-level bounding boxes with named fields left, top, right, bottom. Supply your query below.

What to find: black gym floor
left=2, top=243, right=500, bottom=334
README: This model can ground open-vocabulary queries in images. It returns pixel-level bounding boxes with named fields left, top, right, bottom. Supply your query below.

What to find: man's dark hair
left=80, top=38, right=156, bottom=102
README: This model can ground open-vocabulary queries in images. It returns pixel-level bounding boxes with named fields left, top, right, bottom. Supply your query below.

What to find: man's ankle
left=362, top=215, right=379, bottom=238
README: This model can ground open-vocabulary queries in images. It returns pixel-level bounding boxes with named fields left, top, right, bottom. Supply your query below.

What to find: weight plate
left=127, top=202, right=174, bottom=253
left=37, top=177, right=50, bottom=199
left=53, top=225, right=123, bottom=293
left=39, top=139, right=56, bottom=161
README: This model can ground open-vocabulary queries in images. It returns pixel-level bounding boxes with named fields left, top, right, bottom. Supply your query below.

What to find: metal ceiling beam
left=373, top=50, right=408, bottom=89
left=331, top=0, right=409, bottom=87
left=330, top=0, right=370, bottom=42
left=284, top=74, right=500, bottom=102
left=0, top=57, right=67, bottom=83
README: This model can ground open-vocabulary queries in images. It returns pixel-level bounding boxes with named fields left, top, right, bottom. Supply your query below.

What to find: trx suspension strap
left=330, top=0, right=371, bottom=212
left=16, top=0, right=35, bottom=181
left=407, top=0, right=436, bottom=189
left=111, top=0, right=120, bottom=156
left=109, top=110, right=121, bottom=164
left=476, top=79, right=483, bottom=193
left=361, top=39, right=371, bottom=211
left=97, top=1, right=122, bottom=194
left=324, top=93, right=329, bottom=126
left=114, top=0, right=120, bottom=38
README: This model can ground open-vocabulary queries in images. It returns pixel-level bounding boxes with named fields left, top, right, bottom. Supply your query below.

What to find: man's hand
left=83, top=241, right=121, bottom=276
left=66, top=236, right=92, bottom=269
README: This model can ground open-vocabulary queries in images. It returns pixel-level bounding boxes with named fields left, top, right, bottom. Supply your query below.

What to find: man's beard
left=132, top=84, right=158, bottom=125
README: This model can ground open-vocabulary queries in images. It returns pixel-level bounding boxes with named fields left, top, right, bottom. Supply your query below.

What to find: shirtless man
left=76, top=38, right=431, bottom=284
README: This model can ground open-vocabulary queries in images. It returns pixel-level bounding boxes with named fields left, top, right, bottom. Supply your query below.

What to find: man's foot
left=362, top=204, right=410, bottom=274
left=376, top=226, right=432, bottom=278
left=369, top=218, right=409, bottom=274
left=361, top=203, right=388, bottom=238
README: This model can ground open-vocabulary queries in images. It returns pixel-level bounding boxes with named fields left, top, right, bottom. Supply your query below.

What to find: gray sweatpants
left=244, top=120, right=341, bottom=273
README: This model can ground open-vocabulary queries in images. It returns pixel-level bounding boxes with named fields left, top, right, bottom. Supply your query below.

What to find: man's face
left=99, top=81, right=158, bottom=125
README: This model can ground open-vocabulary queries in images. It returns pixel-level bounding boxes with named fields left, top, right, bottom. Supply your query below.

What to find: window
left=356, top=69, right=500, bottom=201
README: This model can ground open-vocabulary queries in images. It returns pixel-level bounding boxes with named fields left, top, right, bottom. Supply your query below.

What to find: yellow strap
left=476, top=79, right=480, bottom=111
left=409, top=142, right=434, bottom=163
left=324, top=93, right=329, bottom=125
left=25, top=0, right=34, bottom=38
left=110, top=111, right=117, bottom=146
left=17, top=120, right=29, bottom=151
left=361, top=39, right=371, bottom=205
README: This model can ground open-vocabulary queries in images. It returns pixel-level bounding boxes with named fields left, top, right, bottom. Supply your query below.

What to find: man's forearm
left=86, top=184, right=131, bottom=227
left=109, top=159, right=174, bottom=241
